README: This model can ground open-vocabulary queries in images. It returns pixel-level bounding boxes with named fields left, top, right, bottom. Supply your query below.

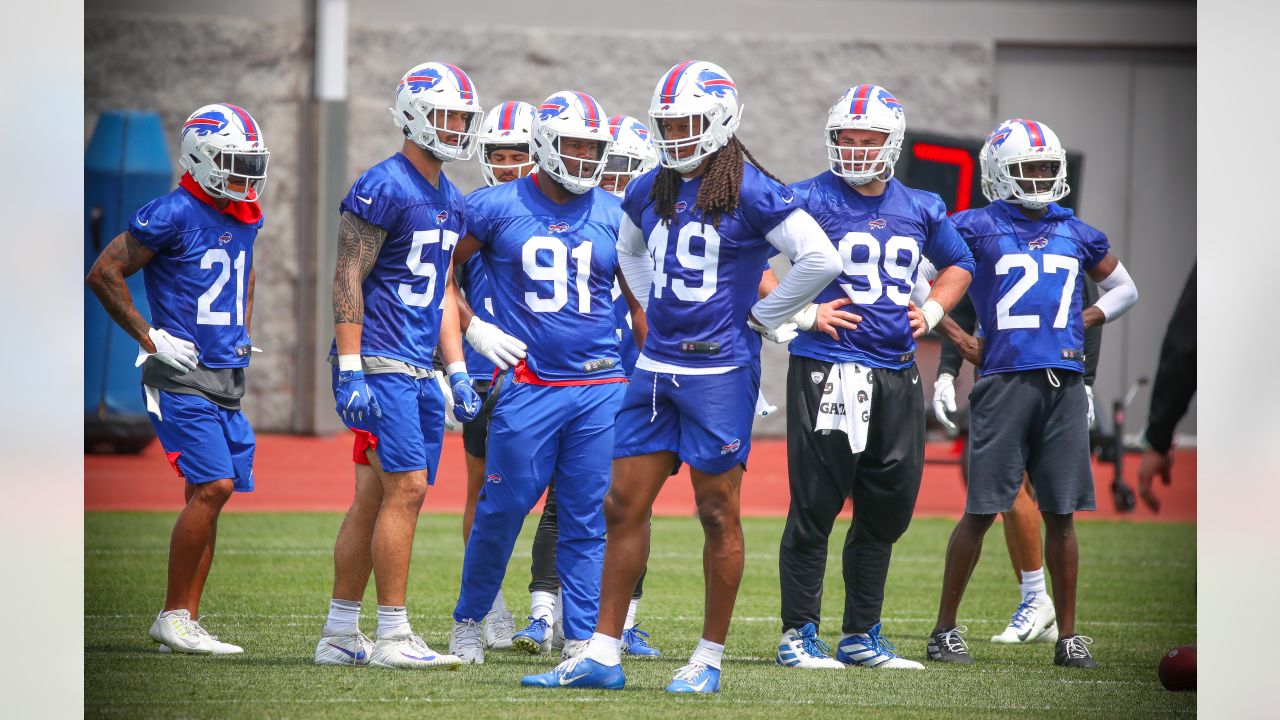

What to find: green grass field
left=85, top=512, right=1196, bottom=718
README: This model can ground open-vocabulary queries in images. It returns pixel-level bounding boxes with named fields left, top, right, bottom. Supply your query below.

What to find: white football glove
left=464, top=317, right=527, bottom=370
left=136, top=327, right=199, bottom=374
left=434, top=372, right=458, bottom=431
left=1085, top=384, right=1095, bottom=429
left=792, top=304, right=819, bottom=332
left=755, top=390, right=778, bottom=417
left=747, top=314, right=796, bottom=344
left=933, top=372, right=958, bottom=433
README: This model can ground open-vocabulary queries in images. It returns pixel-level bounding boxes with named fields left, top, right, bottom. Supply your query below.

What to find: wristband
left=922, top=298, right=945, bottom=331
left=445, top=361, right=468, bottom=378
left=337, top=354, right=362, bottom=372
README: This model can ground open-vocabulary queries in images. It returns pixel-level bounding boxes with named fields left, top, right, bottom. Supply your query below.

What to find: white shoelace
left=1062, top=635, right=1094, bottom=659
left=453, top=621, right=484, bottom=652
left=940, top=626, right=969, bottom=654
left=672, top=662, right=706, bottom=682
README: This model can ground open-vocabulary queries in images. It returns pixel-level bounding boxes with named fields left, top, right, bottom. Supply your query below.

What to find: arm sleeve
left=616, top=214, right=653, bottom=312
left=1144, top=266, right=1197, bottom=453
left=751, top=209, right=842, bottom=328
left=1082, top=279, right=1103, bottom=385
left=921, top=196, right=976, bottom=275
left=937, top=293, right=977, bottom=378
left=129, top=196, right=180, bottom=253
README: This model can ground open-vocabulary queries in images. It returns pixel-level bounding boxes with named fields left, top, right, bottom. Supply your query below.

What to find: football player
left=457, top=99, right=539, bottom=651
left=446, top=90, right=642, bottom=668
left=925, top=119, right=1138, bottom=669
left=314, top=62, right=522, bottom=670
left=86, top=102, right=270, bottom=655
left=523, top=61, right=841, bottom=694
left=773, top=85, right=974, bottom=671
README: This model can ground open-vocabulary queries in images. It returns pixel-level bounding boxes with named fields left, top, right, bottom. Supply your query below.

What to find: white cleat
left=484, top=607, right=515, bottom=650
left=776, top=623, right=846, bottom=669
left=836, top=624, right=924, bottom=669
left=991, top=592, right=1058, bottom=644
left=315, top=631, right=373, bottom=666
left=561, top=638, right=589, bottom=661
left=370, top=631, right=462, bottom=670
left=163, top=618, right=244, bottom=655
left=150, top=610, right=214, bottom=655
left=449, top=619, right=486, bottom=665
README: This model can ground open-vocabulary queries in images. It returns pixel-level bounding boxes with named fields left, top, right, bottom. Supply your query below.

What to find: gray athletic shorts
left=966, top=369, right=1095, bottom=515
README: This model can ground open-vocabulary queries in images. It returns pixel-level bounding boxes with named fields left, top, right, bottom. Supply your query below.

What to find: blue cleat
left=836, top=623, right=924, bottom=669
left=622, top=624, right=662, bottom=658
left=521, top=656, right=625, bottom=689
left=511, top=616, right=552, bottom=655
left=665, top=662, right=720, bottom=694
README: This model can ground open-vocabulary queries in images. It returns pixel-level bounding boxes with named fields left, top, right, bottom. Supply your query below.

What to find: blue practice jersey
left=622, top=162, right=796, bottom=370
left=130, top=186, right=262, bottom=368
left=334, top=153, right=468, bottom=368
left=459, top=250, right=499, bottom=381
left=954, top=200, right=1110, bottom=375
left=466, top=175, right=624, bottom=383
left=787, top=174, right=976, bottom=369
left=611, top=281, right=639, bottom=377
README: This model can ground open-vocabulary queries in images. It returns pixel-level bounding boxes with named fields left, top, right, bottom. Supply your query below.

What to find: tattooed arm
left=332, top=211, right=387, bottom=356
left=86, top=231, right=158, bottom=351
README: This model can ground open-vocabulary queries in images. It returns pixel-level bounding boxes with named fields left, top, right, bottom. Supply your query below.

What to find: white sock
left=376, top=605, right=410, bottom=639
left=690, top=638, right=725, bottom=670
left=584, top=632, right=622, bottom=666
left=489, top=589, right=507, bottom=616
left=624, top=598, right=640, bottom=631
left=531, top=591, right=556, bottom=623
left=324, top=598, right=361, bottom=636
left=1020, top=568, right=1048, bottom=602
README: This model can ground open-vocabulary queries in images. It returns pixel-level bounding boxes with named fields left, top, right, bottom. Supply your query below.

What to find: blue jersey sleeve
left=339, top=172, right=399, bottom=231
left=1078, top=223, right=1110, bottom=270
left=129, top=195, right=181, bottom=253
left=464, top=195, right=494, bottom=246
left=741, top=166, right=798, bottom=235
left=920, top=194, right=976, bottom=275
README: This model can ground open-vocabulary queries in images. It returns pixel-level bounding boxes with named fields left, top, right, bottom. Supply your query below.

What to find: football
left=1158, top=645, right=1196, bottom=692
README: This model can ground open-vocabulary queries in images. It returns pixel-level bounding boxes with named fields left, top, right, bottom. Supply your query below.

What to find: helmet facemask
left=408, top=103, right=482, bottom=162
left=600, top=154, right=647, bottom=197
left=479, top=143, right=534, bottom=187
left=534, top=128, right=609, bottom=195
left=998, top=154, right=1069, bottom=209
left=826, top=127, right=901, bottom=186
left=651, top=109, right=736, bottom=174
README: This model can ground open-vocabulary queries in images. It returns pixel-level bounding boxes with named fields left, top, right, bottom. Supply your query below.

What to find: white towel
left=814, top=361, right=874, bottom=454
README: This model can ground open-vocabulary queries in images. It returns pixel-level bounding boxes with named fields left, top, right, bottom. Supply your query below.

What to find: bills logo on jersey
left=868, top=218, right=888, bottom=229
left=217, top=232, right=233, bottom=245
left=547, top=222, right=570, bottom=233
left=720, top=438, right=741, bottom=455
left=674, top=200, right=688, bottom=213
left=399, top=68, right=443, bottom=93
left=436, top=210, right=449, bottom=224
left=486, top=472, right=502, bottom=484
left=538, top=97, right=570, bottom=121
left=183, top=111, right=228, bottom=137
left=1029, top=236, right=1049, bottom=250
left=696, top=70, right=737, bottom=99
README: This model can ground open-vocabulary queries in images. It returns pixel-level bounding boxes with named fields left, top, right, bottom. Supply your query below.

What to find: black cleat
left=1054, top=634, right=1099, bottom=668
left=926, top=626, right=974, bottom=664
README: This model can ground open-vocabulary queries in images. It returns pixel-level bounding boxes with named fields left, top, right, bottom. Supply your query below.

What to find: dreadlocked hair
left=650, top=136, right=785, bottom=229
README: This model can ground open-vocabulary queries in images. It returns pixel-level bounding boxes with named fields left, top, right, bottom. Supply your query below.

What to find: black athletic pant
left=530, top=476, right=646, bottom=600
left=779, top=354, right=925, bottom=635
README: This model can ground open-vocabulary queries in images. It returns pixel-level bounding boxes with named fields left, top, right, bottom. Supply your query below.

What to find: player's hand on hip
left=811, top=298, right=861, bottom=341
left=138, top=327, right=199, bottom=373
left=1137, top=448, right=1173, bottom=513
left=933, top=373, right=958, bottom=434
left=747, top=313, right=794, bottom=344
left=907, top=301, right=928, bottom=338
left=449, top=371, right=482, bottom=423
left=465, top=317, right=527, bottom=370
left=1085, top=385, right=1096, bottom=429
left=334, top=369, right=381, bottom=430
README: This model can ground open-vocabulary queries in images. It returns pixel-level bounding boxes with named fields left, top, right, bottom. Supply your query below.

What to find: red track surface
left=85, top=433, right=1196, bottom=522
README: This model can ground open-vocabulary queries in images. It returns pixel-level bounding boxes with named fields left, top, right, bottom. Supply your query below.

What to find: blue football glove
left=334, top=369, right=381, bottom=430
left=450, top=372, right=482, bottom=423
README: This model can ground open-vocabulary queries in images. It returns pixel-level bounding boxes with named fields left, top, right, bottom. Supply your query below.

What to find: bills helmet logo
left=182, top=110, right=228, bottom=137
left=538, top=97, right=570, bottom=121
left=1029, top=236, right=1049, bottom=250
left=398, top=68, right=443, bottom=93
left=720, top=438, right=741, bottom=455
left=877, top=88, right=903, bottom=112
left=868, top=218, right=888, bottom=229
left=989, top=126, right=1013, bottom=148
left=485, top=472, right=502, bottom=484
left=696, top=70, right=737, bottom=99
left=630, top=121, right=650, bottom=141
left=436, top=210, right=449, bottom=223
left=674, top=200, right=688, bottom=213
left=217, top=232, right=233, bottom=245
left=547, top=222, right=570, bottom=233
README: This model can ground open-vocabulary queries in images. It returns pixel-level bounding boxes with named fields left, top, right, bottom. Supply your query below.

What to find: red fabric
left=351, top=429, right=379, bottom=465
left=512, top=359, right=628, bottom=387
left=178, top=173, right=263, bottom=225
left=164, top=451, right=186, bottom=478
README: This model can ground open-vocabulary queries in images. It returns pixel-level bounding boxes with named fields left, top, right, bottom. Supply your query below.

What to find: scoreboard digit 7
left=898, top=131, right=1084, bottom=214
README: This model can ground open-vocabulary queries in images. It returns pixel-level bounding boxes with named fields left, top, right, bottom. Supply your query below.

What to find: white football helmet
left=648, top=60, right=741, bottom=173
left=389, top=62, right=482, bottom=162
left=825, top=84, right=905, bottom=186
left=531, top=90, right=612, bottom=194
left=477, top=100, right=536, bottom=187
left=601, top=114, right=657, bottom=197
left=984, top=118, right=1070, bottom=209
left=178, top=103, right=269, bottom=201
